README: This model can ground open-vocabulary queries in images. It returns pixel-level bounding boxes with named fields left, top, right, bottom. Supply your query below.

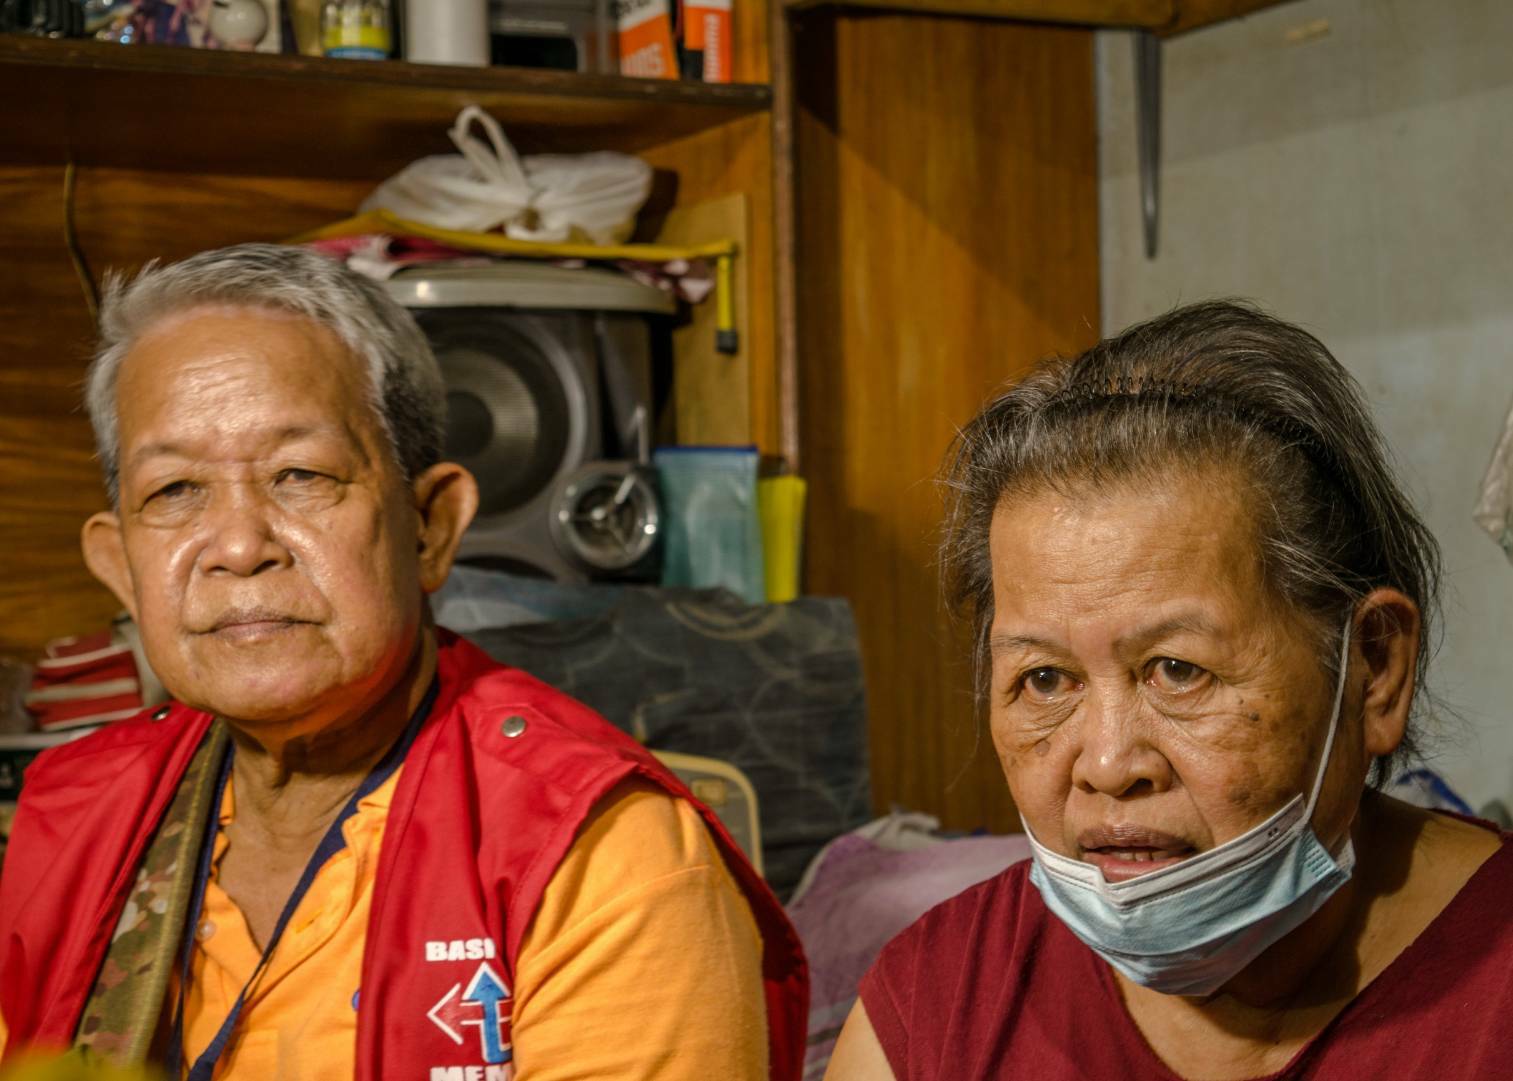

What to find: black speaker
left=385, top=264, right=672, bottom=582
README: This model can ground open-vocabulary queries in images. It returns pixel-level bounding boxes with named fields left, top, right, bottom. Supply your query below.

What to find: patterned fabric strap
left=74, top=723, right=228, bottom=1067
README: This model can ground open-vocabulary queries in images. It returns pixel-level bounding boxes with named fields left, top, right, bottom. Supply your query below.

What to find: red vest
left=0, top=631, right=808, bottom=1079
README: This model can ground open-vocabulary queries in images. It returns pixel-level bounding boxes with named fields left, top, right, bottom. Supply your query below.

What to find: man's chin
left=160, top=661, right=342, bottom=727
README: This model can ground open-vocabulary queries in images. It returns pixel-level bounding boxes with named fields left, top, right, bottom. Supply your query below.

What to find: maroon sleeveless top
left=860, top=835, right=1513, bottom=1080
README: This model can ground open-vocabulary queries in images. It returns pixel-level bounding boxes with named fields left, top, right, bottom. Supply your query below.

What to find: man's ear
left=82, top=511, right=139, bottom=619
left=1352, top=587, right=1421, bottom=761
left=412, top=463, right=480, bottom=594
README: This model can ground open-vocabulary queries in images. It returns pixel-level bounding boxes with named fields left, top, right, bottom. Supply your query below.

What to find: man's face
left=95, top=304, right=428, bottom=728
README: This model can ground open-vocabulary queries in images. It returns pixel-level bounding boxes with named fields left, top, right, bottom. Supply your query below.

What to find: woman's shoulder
left=857, top=858, right=1116, bottom=1080
left=881, top=858, right=1039, bottom=957
left=861, top=856, right=1086, bottom=1013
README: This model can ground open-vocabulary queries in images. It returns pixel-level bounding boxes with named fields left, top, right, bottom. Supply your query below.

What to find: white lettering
left=427, top=937, right=501, bottom=962
left=466, top=1068, right=484, bottom=1081
left=486, top=1067, right=511, bottom=1081
left=431, top=1069, right=465, bottom=1081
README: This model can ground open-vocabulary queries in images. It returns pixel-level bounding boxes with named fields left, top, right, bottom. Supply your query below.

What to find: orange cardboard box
left=616, top=0, right=678, bottom=79
left=682, top=0, right=731, bottom=83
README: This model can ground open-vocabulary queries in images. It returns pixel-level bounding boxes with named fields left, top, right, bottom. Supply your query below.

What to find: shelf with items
left=0, top=1, right=784, bottom=657
left=0, top=35, right=772, bottom=177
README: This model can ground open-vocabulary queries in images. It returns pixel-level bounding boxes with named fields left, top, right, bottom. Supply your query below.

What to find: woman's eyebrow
left=1112, top=614, right=1218, bottom=653
left=989, top=615, right=1219, bottom=658
left=989, top=632, right=1062, bottom=656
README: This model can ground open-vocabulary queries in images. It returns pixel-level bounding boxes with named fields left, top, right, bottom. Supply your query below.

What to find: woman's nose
left=196, top=487, right=293, bottom=578
left=1070, top=691, right=1173, bottom=798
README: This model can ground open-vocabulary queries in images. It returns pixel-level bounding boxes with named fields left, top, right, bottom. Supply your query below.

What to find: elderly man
left=0, top=245, right=806, bottom=1080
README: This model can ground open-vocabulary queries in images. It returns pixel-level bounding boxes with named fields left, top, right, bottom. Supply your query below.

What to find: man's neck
left=223, top=629, right=437, bottom=845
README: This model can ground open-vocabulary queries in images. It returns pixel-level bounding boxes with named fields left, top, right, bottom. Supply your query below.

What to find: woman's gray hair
left=941, top=300, right=1442, bottom=779
left=85, top=243, right=445, bottom=503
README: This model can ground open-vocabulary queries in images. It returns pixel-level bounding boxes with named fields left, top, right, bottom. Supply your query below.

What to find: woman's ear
left=1352, top=587, right=1421, bottom=760
left=81, top=511, right=139, bottom=619
left=412, top=463, right=480, bottom=594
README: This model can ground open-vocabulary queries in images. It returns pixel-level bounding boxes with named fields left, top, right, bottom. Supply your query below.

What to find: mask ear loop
left=1302, top=617, right=1356, bottom=822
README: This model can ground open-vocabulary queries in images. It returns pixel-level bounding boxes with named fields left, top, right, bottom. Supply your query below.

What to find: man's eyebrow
left=126, top=426, right=332, bottom=470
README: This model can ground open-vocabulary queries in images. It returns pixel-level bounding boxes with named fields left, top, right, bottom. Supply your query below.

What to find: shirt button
left=198, top=920, right=216, bottom=940
left=151, top=706, right=171, bottom=721
left=501, top=715, right=527, bottom=738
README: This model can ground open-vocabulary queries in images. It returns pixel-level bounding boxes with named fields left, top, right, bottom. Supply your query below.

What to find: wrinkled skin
left=81, top=303, right=477, bottom=756
left=987, top=473, right=1375, bottom=879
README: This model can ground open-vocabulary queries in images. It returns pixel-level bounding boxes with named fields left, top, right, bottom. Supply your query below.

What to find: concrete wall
left=1098, top=0, right=1513, bottom=809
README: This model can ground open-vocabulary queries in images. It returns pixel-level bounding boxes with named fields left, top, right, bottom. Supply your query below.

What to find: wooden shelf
left=781, top=0, right=1294, bottom=36
left=0, top=36, right=772, bottom=177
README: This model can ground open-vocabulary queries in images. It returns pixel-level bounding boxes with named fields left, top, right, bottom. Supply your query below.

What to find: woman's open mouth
left=1081, top=846, right=1197, bottom=882
left=1077, top=826, right=1197, bottom=882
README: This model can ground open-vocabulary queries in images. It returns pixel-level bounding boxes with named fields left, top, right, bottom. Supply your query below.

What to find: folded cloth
left=25, top=629, right=142, bottom=731
left=786, top=814, right=1030, bottom=1080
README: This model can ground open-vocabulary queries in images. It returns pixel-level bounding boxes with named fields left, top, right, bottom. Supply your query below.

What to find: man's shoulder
left=439, top=630, right=646, bottom=761
left=20, top=706, right=205, bottom=791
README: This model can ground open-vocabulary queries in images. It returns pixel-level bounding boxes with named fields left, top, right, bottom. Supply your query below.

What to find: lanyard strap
left=165, top=677, right=439, bottom=1081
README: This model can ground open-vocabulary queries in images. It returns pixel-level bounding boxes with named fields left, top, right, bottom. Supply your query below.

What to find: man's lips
left=198, top=607, right=314, bottom=637
left=1077, top=825, right=1197, bottom=882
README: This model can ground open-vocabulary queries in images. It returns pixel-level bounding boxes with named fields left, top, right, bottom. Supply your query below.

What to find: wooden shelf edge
left=1, top=34, right=772, bottom=176
left=0, top=34, right=772, bottom=109
left=779, top=0, right=1296, bottom=35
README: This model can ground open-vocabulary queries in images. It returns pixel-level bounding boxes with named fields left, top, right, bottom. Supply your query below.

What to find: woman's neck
left=1115, top=791, right=1498, bottom=1079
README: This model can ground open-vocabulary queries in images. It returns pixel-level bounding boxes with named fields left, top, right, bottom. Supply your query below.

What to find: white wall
left=1098, top=0, right=1513, bottom=809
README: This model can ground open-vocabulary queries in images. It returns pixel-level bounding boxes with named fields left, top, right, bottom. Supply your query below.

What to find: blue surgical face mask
left=1025, top=622, right=1357, bottom=997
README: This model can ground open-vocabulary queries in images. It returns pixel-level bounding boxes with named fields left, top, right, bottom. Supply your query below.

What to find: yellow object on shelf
left=758, top=475, right=807, bottom=603
left=292, top=209, right=739, bottom=354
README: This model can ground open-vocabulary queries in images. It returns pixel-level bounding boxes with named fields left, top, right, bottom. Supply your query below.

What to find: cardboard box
left=615, top=0, right=676, bottom=78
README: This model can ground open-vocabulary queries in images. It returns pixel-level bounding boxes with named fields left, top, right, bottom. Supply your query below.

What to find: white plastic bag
left=360, top=105, right=653, bottom=245
left=1474, top=395, right=1513, bottom=562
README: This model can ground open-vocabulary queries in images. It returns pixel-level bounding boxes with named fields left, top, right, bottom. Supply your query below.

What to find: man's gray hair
left=940, top=300, right=1443, bottom=780
left=85, top=243, right=445, bottom=503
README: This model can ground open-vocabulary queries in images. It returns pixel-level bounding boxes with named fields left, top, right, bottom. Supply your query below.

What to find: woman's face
left=989, top=468, right=1368, bottom=880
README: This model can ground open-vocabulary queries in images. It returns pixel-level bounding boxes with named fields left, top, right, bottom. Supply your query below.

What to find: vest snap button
left=150, top=705, right=171, bottom=721
left=501, top=715, right=528, bottom=738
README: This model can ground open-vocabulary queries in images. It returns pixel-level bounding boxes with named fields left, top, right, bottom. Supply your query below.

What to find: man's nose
left=1069, top=688, right=1174, bottom=799
left=197, top=486, right=293, bottom=577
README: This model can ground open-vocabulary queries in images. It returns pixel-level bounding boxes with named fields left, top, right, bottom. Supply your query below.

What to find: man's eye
left=1021, top=667, right=1075, bottom=700
left=276, top=469, right=323, bottom=484
left=1148, top=657, right=1207, bottom=692
left=149, top=480, right=194, bottom=502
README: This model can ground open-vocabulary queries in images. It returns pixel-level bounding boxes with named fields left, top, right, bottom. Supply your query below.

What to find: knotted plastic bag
left=360, top=105, right=653, bottom=245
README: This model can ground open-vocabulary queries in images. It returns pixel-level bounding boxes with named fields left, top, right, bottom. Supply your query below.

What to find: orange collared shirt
left=0, top=774, right=768, bottom=1080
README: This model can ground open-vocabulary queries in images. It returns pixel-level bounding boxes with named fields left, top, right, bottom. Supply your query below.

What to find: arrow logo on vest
left=461, top=961, right=513, bottom=1065
left=426, top=962, right=513, bottom=1065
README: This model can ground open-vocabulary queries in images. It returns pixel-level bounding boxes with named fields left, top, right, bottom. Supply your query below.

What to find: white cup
left=405, top=0, right=491, bottom=66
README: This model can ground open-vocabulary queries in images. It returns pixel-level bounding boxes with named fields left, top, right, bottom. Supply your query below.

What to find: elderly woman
left=827, top=302, right=1512, bottom=1080
left=0, top=245, right=805, bottom=1080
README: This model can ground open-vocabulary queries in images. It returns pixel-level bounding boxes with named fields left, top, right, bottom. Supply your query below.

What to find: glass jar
left=321, top=0, right=391, bottom=60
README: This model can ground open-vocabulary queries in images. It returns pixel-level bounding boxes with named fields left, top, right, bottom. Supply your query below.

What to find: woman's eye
left=1148, top=657, right=1207, bottom=692
left=1021, top=667, right=1075, bottom=700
